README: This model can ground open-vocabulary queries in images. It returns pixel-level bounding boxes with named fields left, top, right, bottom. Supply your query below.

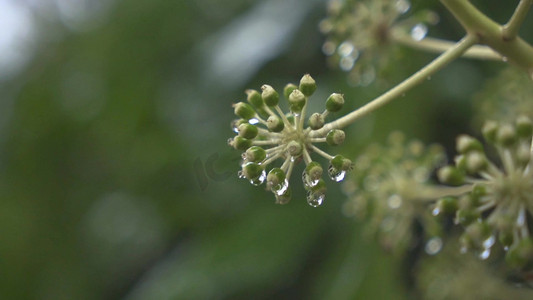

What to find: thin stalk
left=310, top=35, right=477, bottom=137
left=503, top=0, right=533, bottom=40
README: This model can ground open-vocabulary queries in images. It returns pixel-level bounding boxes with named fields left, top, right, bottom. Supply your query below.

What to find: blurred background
left=0, top=0, right=531, bottom=299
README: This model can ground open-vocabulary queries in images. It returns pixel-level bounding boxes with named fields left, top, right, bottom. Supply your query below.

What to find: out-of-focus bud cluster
left=438, top=116, right=533, bottom=268
left=228, top=75, right=353, bottom=206
left=343, top=131, right=446, bottom=253
left=473, top=67, right=533, bottom=126
left=320, top=0, right=438, bottom=86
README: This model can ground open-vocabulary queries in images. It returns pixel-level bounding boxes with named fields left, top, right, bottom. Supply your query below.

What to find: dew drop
left=227, top=137, right=234, bottom=146
left=432, top=207, right=440, bottom=216
left=249, top=170, right=266, bottom=186
left=238, top=170, right=245, bottom=179
left=307, top=190, right=325, bottom=207
left=338, top=41, right=355, bottom=57
left=482, top=235, right=495, bottom=249
left=410, top=23, right=428, bottom=41
left=302, top=171, right=319, bottom=188
left=425, top=237, right=443, bottom=255
left=479, top=248, right=491, bottom=260
left=395, top=0, right=411, bottom=14
left=272, top=179, right=289, bottom=196
left=387, top=194, right=402, bottom=209
left=328, top=164, right=346, bottom=182
left=231, top=120, right=240, bottom=133
left=249, top=118, right=259, bottom=125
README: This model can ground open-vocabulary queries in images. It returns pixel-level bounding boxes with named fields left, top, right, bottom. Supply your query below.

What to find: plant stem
left=392, top=34, right=502, bottom=60
left=310, top=35, right=477, bottom=137
left=503, top=0, right=532, bottom=40
left=440, top=0, right=533, bottom=70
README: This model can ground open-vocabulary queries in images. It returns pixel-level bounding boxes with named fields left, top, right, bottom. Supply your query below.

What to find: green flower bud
left=283, top=83, right=298, bottom=100
left=465, top=151, right=487, bottom=174
left=230, top=136, right=252, bottom=150
left=464, top=221, right=492, bottom=246
left=288, top=89, right=306, bottom=113
left=233, top=102, right=256, bottom=120
left=505, top=238, right=533, bottom=268
left=261, top=84, right=279, bottom=106
left=325, top=93, right=344, bottom=112
left=309, top=178, right=327, bottom=194
left=435, top=196, right=458, bottom=215
left=454, top=154, right=467, bottom=171
left=516, top=143, right=531, bottom=165
left=305, top=162, right=323, bottom=182
left=266, top=115, right=284, bottom=132
left=238, top=123, right=258, bottom=139
left=287, top=141, right=303, bottom=157
left=470, top=185, right=487, bottom=206
left=456, top=209, right=480, bottom=227
left=330, top=155, right=353, bottom=171
left=326, top=129, right=345, bottom=146
left=482, top=120, right=498, bottom=144
left=456, top=135, right=483, bottom=154
left=246, top=89, right=264, bottom=108
left=308, top=113, right=325, bottom=130
left=242, top=162, right=264, bottom=180
left=516, top=115, right=533, bottom=138
left=245, top=146, right=266, bottom=162
left=267, top=168, right=286, bottom=190
left=496, top=124, right=517, bottom=146
left=299, top=74, right=317, bottom=97
left=437, top=166, right=465, bottom=186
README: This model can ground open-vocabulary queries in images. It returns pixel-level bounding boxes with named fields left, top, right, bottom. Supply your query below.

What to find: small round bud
left=299, top=74, right=317, bottom=97
left=435, top=196, right=458, bottom=215
left=482, top=120, right=498, bottom=144
left=454, top=154, right=467, bottom=171
left=287, top=141, right=303, bottom=157
left=261, top=84, right=279, bottom=106
left=238, top=123, right=258, bottom=139
left=505, top=238, right=533, bottom=268
left=233, top=102, right=256, bottom=120
left=456, top=209, right=480, bottom=227
left=267, top=168, right=286, bottom=189
left=497, top=124, right=517, bottom=146
left=330, top=155, right=353, bottom=171
left=470, top=184, right=487, bottom=204
left=305, top=162, right=323, bottom=182
left=326, top=93, right=344, bottom=112
left=437, top=166, right=465, bottom=186
left=288, top=89, right=306, bottom=113
left=245, top=146, right=266, bottom=162
left=465, top=152, right=487, bottom=174
left=242, top=162, right=264, bottom=180
left=308, top=113, right=325, bottom=130
left=516, top=115, right=533, bottom=138
left=230, top=136, right=252, bottom=150
left=517, top=143, right=531, bottom=165
left=326, top=129, right=345, bottom=146
left=283, top=83, right=298, bottom=100
left=456, top=135, right=483, bottom=154
left=246, top=89, right=264, bottom=108
left=266, top=115, right=284, bottom=132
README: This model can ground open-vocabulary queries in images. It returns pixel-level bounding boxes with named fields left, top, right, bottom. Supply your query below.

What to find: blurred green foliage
left=0, top=0, right=531, bottom=299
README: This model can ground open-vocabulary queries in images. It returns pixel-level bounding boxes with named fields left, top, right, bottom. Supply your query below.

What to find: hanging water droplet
left=339, top=56, right=355, bottom=71
left=249, top=118, right=259, bottom=125
left=249, top=170, right=266, bottom=186
left=338, top=41, right=355, bottom=57
left=302, top=171, right=319, bottom=188
left=227, top=137, right=234, bottom=146
left=479, top=248, right=491, bottom=260
left=328, top=164, right=346, bottom=182
left=231, top=120, right=240, bottom=133
left=425, top=237, right=443, bottom=255
left=395, top=0, right=411, bottom=14
left=387, top=194, right=402, bottom=209
left=272, top=179, right=289, bottom=196
left=238, top=170, right=245, bottom=179
left=482, top=235, right=495, bottom=249
left=410, top=23, right=428, bottom=41
left=307, top=190, right=325, bottom=207
left=432, top=206, right=440, bottom=216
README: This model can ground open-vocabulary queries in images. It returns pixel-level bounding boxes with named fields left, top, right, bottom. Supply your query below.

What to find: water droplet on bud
left=410, top=23, right=428, bottom=41
left=328, top=164, right=346, bottom=182
left=425, top=237, right=443, bottom=255
left=307, top=190, right=325, bottom=207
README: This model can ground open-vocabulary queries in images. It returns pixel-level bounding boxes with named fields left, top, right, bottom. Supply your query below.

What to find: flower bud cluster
left=228, top=74, right=353, bottom=206
left=438, top=116, right=533, bottom=268
left=343, top=131, right=446, bottom=253
left=320, top=0, right=437, bottom=85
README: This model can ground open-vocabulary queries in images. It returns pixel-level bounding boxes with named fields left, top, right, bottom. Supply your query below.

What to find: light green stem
left=440, top=0, right=533, bottom=71
left=392, top=34, right=502, bottom=61
left=310, top=35, right=477, bottom=137
left=503, top=0, right=533, bottom=40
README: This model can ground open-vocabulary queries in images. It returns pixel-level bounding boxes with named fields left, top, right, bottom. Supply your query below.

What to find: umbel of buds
left=228, top=74, right=353, bottom=207
left=438, top=116, right=533, bottom=268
